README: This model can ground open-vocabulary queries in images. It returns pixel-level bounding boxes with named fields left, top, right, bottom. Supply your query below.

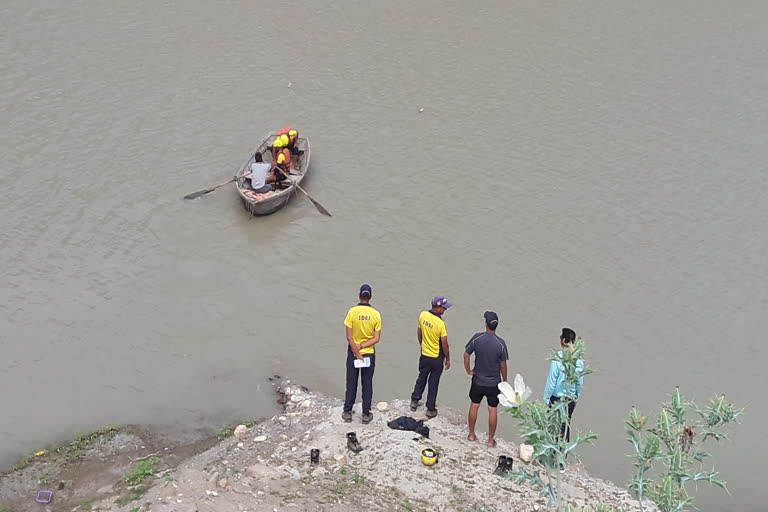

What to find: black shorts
left=469, top=380, right=499, bottom=407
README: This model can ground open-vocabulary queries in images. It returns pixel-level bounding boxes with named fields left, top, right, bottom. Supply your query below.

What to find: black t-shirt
left=464, top=332, right=509, bottom=387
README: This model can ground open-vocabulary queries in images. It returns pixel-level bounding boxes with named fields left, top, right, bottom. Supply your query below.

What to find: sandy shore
left=0, top=379, right=653, bottom=512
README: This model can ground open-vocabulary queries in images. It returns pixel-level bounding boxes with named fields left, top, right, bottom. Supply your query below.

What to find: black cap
left=359, top=284, right=372, bottom=297
left=561, top=327, right=576, bottom=343
left=484, top=311, right=499, bottom=330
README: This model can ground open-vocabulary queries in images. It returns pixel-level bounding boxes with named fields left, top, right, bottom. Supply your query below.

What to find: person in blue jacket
left=543, top=327, right=584, bottom=442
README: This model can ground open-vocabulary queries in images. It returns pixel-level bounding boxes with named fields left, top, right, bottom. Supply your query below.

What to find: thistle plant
left=626, top=389, right=743, bottom=512
left=501, top=339, right=596, bottom=511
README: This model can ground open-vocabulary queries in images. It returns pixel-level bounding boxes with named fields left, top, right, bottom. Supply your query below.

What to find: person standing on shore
left=464, top=311, right=509, bottom=447
left=409, top=296, right=452, bottom=418
left=543, top=328, right=584, bottom=443
left=342, top=284, right=382, bottom=424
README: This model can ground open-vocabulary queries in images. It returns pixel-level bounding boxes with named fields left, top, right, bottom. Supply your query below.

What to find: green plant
left=56, top=426, right=119, bottom=463
left=0, top=504, right=14, bottom=512
left=217, top=427, right=234, bottom=440
left=626, top=389, right=742, bottom=512
left=122, top=457, right=161, bottom=485
left=504, top=339, right=596, bottom=511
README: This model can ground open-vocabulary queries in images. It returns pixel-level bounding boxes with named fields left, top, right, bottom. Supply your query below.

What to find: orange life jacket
left=277, top=126, right=292, bottom=136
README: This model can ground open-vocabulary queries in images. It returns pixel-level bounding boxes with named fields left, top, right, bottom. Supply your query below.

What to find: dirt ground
left=0, top=379, right=655, bottom=512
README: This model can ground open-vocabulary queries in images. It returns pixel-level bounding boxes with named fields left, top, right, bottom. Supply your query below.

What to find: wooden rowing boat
left=234, top=132, right=311, bottom=216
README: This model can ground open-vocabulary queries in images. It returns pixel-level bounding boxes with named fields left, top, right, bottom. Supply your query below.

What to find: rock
left=376, top=401, right=389, bottom=412
left=237, top=442, right=244, bottom=448
left=312, top=467, right=328, bottom=477
left=217, top=478, right=228, bottom=488
left=96, top=484, right=113, bottom=494
left=300, top=400, right=312, bottom=408
left=519, top=443, right=534, bottom=464
left=334, top=454, right=346, bottom=463
left=290, top=394, right=303, bottom=403
left=277, top=416, right=288, bottom=425
left=254, top=435, right=267, bottom=443
left=208, top=472, right=220, bottom=485
left=246, top=464, right=275, bottom=479
left=205, top=490, right=218, bottom=497
left=233, top=425, right=250, bottom=440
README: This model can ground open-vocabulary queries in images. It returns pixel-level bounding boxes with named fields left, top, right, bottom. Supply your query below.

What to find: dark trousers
left=549, top=397, right=577, bottom=442
left=410, top=354, right=445, bottom=410
left=344, top=349, right=375, bottom=415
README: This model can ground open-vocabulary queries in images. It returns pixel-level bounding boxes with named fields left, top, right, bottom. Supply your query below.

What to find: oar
left=183, top=176, right=238, bottom=200
left=293, top=182, right=332, bottom=217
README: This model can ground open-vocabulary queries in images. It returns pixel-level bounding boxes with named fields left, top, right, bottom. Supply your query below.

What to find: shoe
left=310, top=449, right=320, bottom=465
left=503, top=456, right=514, bottom=476
left=493, top=456, right=514, bottom=477
left=361, top=413, right=373, bottom=424
left=346, top=432, right=363, bottom=453
left=410, top=400, right=419, bottom=412
left=341, top=411, right=352, bottom=423
left=426, top=408, right=438, bottom=419
left=493, top=455, right=507, bottom=476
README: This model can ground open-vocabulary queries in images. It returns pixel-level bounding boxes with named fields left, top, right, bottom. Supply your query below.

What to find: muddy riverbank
left=0, top=379, right=653, bottom=512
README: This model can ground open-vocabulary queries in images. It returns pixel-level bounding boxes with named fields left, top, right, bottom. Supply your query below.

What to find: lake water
left=1, top=1, right=766, bottom=509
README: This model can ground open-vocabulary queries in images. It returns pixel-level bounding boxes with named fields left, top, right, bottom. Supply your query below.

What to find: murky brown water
left=2, top=1, right=766, bottom=509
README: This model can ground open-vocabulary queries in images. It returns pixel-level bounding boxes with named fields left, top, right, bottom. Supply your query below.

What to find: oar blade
left=309, top=197, right=332, bottom=217
left=183, top=188, right=214, bottom=200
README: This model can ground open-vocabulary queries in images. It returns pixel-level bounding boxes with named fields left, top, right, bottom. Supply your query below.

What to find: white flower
left=498, top=374, right=533, bottom=408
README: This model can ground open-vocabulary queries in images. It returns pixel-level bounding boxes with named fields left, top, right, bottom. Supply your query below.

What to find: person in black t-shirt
left=464, top=311, right=509, bottom=447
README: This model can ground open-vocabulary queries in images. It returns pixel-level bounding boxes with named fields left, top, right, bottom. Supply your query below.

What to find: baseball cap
left=359, top=284, right=372, bottom=297
left=432, top=295, right=452, bottom=309
left=484, top=311, right=499, bottom=329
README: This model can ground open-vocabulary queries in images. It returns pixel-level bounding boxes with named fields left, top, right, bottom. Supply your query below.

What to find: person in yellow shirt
left=409, top=295, right=452, bottom=418
left=342, top=284, right=382, bottom=424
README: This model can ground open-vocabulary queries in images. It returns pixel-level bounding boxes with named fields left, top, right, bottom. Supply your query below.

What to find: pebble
left=217, top=478, right=228, bottom=488
left=205, top=490, right=218, bottom=496
left=300, top=400, right=312, bottom=408
left=237, top=442, right=244, bottom=448
left=291, top=447, right=297, bottom=452
left=334, top=454, right=346, bottom=463
left=290, top=394, right=303, bottom=403
left=234, top=424, right=250, bottom=440
left=254, top=435, right=267, bottom=442
left=418, top=108, right=424, bottom=112
left=96, top=484, right=113, bottom=494
left=376, top=401, right=389, bottom=412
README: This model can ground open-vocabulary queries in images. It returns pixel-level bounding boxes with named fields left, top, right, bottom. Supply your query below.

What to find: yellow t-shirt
left=418, top=310, right=447, bottom=358
left=344, top=304, right=382, bottom=355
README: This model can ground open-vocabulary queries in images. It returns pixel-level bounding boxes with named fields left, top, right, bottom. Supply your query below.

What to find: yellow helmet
left=279, top=134, right=290, bottom=145
left=273, top=137, right=285, bottom=148
left=421, top=448, right=438, bottom=466
left=288, top=129, right=298, bottom=138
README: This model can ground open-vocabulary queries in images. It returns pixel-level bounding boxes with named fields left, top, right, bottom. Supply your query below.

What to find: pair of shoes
left=425, top=408, right=438, bottom=419
left=361, top=413, right=373, bottom=424
left=493, top=455, right=514, bottom=476
left=409, top=400, right=419, bottom=412
left=310, top=449, right=320, bottom=465
left=341, top=411, right=352, bottom=423
left=346, top=432, right=363, bottom=453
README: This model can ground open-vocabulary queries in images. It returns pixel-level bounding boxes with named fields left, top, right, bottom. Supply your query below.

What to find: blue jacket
left=543, top=351, right=584, bottom=403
